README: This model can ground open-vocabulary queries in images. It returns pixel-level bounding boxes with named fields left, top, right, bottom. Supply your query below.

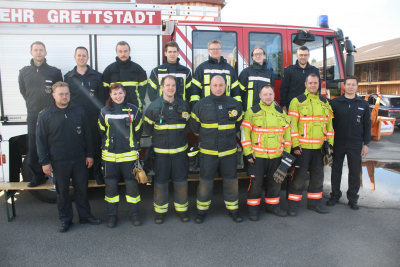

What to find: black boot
left=194, top=213, right=206, bottom=224
left=155, top=214, right=165, bottom=224
left=131, top=215, right=142, bottom=226
left=27, top=179, right=46, bottom=188
left=248, top=211, right=259, bottom=221
left=59, top=221, right=73, bottom=233
left=107, top=215, right=118, bottom=228
left=95, top=175, right=105, bottom=185
left=178, top=213, right=190, bottom=223
left=266, top=206, right=288, bottom=217
left=288, top=207, right=297, bottom=217
left=228, top=212, right=243, bottom=223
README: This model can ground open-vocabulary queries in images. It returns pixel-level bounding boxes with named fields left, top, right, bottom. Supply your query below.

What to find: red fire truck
left=0, top=0, right=355, bottom=202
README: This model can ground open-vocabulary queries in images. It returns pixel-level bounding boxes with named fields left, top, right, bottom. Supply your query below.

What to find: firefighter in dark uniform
left=98, top=83, right=143, bottom=228
left=64, top=46, right=105, bottom=185
left=239, top=46, right=275, bottom=111
left=37, top=82, right=102, bottom=233
left=189, top=75, right=244, bottom=224
left=241, top=85, right=292, bottom=221
left=148, top=41, right=192, bottom=103
left=327, top=75, right=371, bottom=210
left=19, top=41, right=63, bottom=187
left=190, top=39, right=241, bottom=107
left=144, top=75, right=191, bottom=224
left=102, top=41, right=147, bottom=112
left=287, top=73, right=334, bottom=216
left=280, top=46, right=320, bottom=114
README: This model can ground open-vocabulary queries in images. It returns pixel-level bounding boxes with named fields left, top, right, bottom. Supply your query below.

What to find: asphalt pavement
left=0, top=128, right=399, bottom=267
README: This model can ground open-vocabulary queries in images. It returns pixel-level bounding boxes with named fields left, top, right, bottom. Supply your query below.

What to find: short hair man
left=102, top=41, right=147, bottom=111
left=241, top=85, right=292, bottom=221
left=64, top=46, right=105, bottom=185
left=36, top=82, right=102, bottom=232
left=144, top=75, right=191, bottom=224
left=327, top=75, right=371, bottom=210
left=189, top=75, right=244, bottom=223
left=287, top=73, right=334, bottom=216
left=148, top=41, right=192, bottom=102
left=190, top=39, right=241, bottom=107
left=19, top=41, right=63, bottom=187
left=280, top=46, right=321, bottom=113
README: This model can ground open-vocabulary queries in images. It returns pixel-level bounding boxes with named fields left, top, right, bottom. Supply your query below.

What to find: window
left=291, top=35, right=324, bottom=80
left=192, top=31, right=237, bottom=74
left=325, top=39, right=340, bottom=81
left=249, top=32, right=283, bottom=78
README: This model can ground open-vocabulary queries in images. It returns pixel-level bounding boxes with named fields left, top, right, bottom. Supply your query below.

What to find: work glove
left=143, top=145, right=155, bottom=174
left=273, top=151, right=296, bottom=183
left=188, top=146, right=200, bottom=172
left=321, top=141, right=333, bottom=167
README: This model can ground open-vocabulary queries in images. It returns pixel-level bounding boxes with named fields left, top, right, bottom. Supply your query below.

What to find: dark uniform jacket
left=189, top=94, right=243, bottom=157
left=19, top=59, right=63, bottom=115
left=190, top=56, right=241, bottom=106
left=147, top=58, right=192, bottom=102
left=102, top=57, right=147, bottom=111
left=64, top=65, right=105, bottom=119
left=98, top=102, right=143, bottom=161
left=280, top=60, right=320, bottom=109
left=330, top=94, right=371, bottom=146
left=144, top=97, right=191, bottom=155
left=36, top=100, right=93, bottom=165
left=239, top=61, right=275, bottom=111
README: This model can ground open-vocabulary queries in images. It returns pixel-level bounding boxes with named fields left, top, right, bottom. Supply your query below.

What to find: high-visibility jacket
left=189, top=94, right=243, bottom=157
left=241, top=101, right=291, bottom=159
left=147, top=58, right=192, bottom=102
left=143, top=97, right=190, bottom=155
left=102, top=57, right=147, bottom=111
left=98, top=102, right=143, bottom=162
left=190, top=56, right=241, bottom=105
left=238, top=61, right=275, bottom=111
left=288, top=89, right=334, bottom=149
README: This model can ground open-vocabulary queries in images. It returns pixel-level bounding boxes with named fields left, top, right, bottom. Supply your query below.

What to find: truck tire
left=21, top=156, right=74, bottom=204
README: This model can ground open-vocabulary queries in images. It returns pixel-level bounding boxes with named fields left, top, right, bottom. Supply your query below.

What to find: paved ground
left=0, top=128, right=399, bottom=267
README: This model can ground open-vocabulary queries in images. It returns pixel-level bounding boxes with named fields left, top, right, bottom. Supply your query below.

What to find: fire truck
left=0, top=0, right=356, bottom=202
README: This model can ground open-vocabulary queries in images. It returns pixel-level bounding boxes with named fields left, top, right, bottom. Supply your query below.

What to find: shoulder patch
left=275, top=105, right=283, bottom=114
left=296, top=94, right=307, bottom=103
left=251, top=104, right=261, bottom=114
left=319, top=95, right=327, bottom=103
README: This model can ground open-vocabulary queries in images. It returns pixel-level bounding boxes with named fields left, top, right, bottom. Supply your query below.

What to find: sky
left=221, top=0, right=400, bottom=48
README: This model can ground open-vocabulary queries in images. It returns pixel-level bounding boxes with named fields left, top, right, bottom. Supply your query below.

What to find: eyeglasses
left=298, top=54, right=309, bottom=57
left=57, top=93, right=70, bottom=97
left=253, top=52, right=264, bottom=57
left=209, top=48, right=222, bottom=51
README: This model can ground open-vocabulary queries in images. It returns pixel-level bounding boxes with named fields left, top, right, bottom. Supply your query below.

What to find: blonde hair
left=207, top=39, right=222, bottom=49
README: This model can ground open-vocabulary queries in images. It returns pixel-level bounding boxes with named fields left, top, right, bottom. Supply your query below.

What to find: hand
left=330, top=149, right=334, bottom=154
left=361, top=145, right=369, bottom=156
left=282, top=106, right=288, bottom=114
left=247, top=153, right=256, bottom=164
left=86, top=157, right=94, bottom=168
left=42, top=164, right=53, bottom=177
left=294, top=146, right=302, bottom=155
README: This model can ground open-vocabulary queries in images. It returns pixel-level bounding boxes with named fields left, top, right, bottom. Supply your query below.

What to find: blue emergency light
left=318, top=15, right=329, bottom=28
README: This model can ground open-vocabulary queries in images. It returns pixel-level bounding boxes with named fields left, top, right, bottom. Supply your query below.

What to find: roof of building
left=354, top=37, right=400, bottom=63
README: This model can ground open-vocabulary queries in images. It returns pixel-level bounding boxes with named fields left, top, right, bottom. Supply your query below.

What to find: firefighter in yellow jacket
left=287, top=73, right=334, bottom=216
left=241, top=85, right=292, bottom=221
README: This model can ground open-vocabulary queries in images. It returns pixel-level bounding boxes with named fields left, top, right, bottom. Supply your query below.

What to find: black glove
left=188, top=146, right=200, bottom=172
left=143, top=145, right=155, bottom=174
left=293, top=146, right=301, bottom=153
left=273, top=151, right=296, bottom=184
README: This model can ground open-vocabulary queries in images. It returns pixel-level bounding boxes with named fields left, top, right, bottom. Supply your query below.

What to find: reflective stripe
left=190, top=95, right=200, bottom=102
left=154, top=144, right=188, bottom=154
left=158, top=68, right=167, bottom=71
left=191, top=78, right=202, bottom=88
left=237, top=112, right=244, bottom=121
left=291, top=132, right=300, bottom=138
left=251, top=146, right=283, bottom=155
left=134, top=118, right=142, bottom=133
left=247, top=198, right=261, bottom=206
left=299, top=116, right=329, bottom=123
left=204, top=74, right=210, bottom=84
left=265, top=197, right=280, bottom=204
left=303, top=123, right=307, bottom=138
left=299, top=138, right=324, bottom=145
left=187, top=150, right=200, bottom=157
left=148, top=78, right=157, bottom=89
left=204, top=85, right=211, bottom=97
left=251, top=127, right=285, bottom=134
left=239, top=82, right=246, bottom=90
left=248, top=76, right=271, bottom=82
left=200, top=147, right=237, bottom=157
left=154, top=203, right=168, bottom=213
left=126, top=195, right=141, bottom=203
left=197, top=199, right=211, bottom=210
left=182, top=77, right=187, bottom=101
left=158, top=73, right=186, bottom=78
left=241, top=140, right=252, bottom=148
left=144, top=116, right=154, bottom=125
left=105, top=114, right=130, bottom=120
left=103, top=82, right=110, bottom=87
left=226, top=75, right=231, bottom=96
left=231, top=80, right=239, bottom=89
left=248, top=81, right=254, bottom=89
left=247, top=89, right=253, bottom=109
left=225, top=199, right=238, bottom=210
left=191, top=112, right=200, bottom=122
left=110, top=81, right=138, bottom=86
left=201, top=123, right=218, bottom=128
left=288, top=194, right=302, bottom=201
left=105, top=195, right=119, bottom=203
left=326, top=131, right=334, bottom=137
left=284, top=141, right=292, bottom=147
left=138, top=80, right=147, bottom=86
left=185, top=81, right=191, bottom=89
left=233, top=96, right=242, bottom=102
left=200, top=123, right=235, bottom=130
left=174, top=202, right=188, bottom=212
left=105, top=118, right=110, bottom=147
left=288, top=110, right=299, bottom=118
left=102, top=150, right=138, bottom=162
left=98, top=119, right=105, bottom=131
left=154, top=124, right=186, bottom=130
left=204, top=69, right=230, bottom=74
left=241, top=120, right=252, bottom=129
left=307, top=192, right=322, bottom=199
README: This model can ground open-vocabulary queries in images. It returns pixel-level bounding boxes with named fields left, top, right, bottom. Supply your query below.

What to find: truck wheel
left=21, top=156, right=74, bottom=204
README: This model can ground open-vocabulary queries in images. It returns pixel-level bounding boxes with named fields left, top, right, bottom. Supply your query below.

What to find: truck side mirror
left=293, top=30, right=316, bottom=46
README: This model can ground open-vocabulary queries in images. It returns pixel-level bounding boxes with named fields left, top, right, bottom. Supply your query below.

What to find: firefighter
left=19, top=41, right=63, bottom=187
left=190, top=39, right=241, bottom=107
left=287, top=73, right=334, bottom=216
left=102, top=41, right=147, bottom=112
left=144, top=75, right=191, bottom=224
left=280, top=46, right=320, bottom=114
left=241, top=85, right=292, bottom=221
left=239, top=47, right=275, bottom=111
left=189, top=75, right=244, bottom=224
left=98, top=83, right=143, bottom=228
left=327, top=75, right=371, bottom=210
left=36, top=82, right=102, bottom=232
left=148, top=41, right=192, bottom=103
left=64, top=46, right=105, bottom=185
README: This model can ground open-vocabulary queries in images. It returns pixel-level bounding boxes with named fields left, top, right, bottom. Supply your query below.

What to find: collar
left=116, top=56, right=132, bottom=66
left=259, top=101, right=275, bottom=111
left=210, top=93, right=225, bottom=102
left=163, top=57, right=180, bottom=67
left=208, top=56, right=226, bottom=65
left=66, top=65, right=95, bottom=78
left=30, top=58, right=48, bottom=69
left=305, top=88, right=319, bottom=99
left=337, top=93, right=362, bottom=102
left=295, top=59, right=311, bottom=69
left=49, top=99, right=76, bottom=112
left=252, top=61, right=266, bottom=71
left=161, top=96, right=178, bottom=106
